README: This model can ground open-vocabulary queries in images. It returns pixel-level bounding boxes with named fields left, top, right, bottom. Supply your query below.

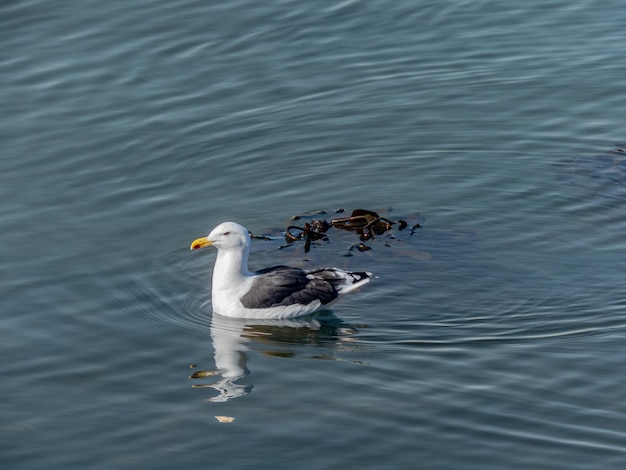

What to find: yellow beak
left=190, top=237, right=213, bottom=250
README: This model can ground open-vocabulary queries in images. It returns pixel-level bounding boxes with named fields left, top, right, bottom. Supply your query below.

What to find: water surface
left=3, top=1, right=626, bottom=468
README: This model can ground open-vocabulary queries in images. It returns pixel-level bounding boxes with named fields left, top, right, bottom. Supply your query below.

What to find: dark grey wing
left=240, top=266, right=338, bottom=309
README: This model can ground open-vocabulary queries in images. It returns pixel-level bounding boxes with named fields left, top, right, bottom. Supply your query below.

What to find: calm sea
left=3, top=1, right=626, bottom=468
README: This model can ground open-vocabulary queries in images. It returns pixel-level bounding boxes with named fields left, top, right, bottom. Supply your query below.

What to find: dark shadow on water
left=552, top=142, right=626, bottom=200
left=189, top=310, right=363, bottom=402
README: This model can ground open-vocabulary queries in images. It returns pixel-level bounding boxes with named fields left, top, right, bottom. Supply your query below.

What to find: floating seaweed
left=343, top=242, right=373, bottom=257
left=277, top=208, right=421, bottom=253
left=285, top=220, right=331, bottom=253
left=290, top=209, right=328, bottom=221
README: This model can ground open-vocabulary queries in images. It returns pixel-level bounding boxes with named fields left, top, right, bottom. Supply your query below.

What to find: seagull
left=190, top=222, right=371, bottom=319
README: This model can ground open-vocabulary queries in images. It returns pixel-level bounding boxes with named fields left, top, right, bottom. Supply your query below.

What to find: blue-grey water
left=3, top=1, right=626, bottom=468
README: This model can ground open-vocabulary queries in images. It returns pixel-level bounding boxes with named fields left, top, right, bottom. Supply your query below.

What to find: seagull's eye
left=224, top=231, right=231, bottom=236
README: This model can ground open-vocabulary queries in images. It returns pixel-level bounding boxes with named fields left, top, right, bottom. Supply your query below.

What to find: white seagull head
left=190, top=221, right=250, bottom=252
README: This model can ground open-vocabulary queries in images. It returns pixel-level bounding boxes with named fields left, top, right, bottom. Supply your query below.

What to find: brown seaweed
left=275, top=208, right=421, bottom=253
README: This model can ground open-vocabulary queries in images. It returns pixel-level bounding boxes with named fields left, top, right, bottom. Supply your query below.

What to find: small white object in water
left=214, top=415, right=235, bottom=423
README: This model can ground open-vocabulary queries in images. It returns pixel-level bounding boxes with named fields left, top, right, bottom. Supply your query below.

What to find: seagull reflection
left=191, top=311, right=361, bottom=402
